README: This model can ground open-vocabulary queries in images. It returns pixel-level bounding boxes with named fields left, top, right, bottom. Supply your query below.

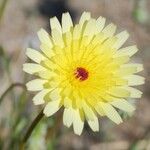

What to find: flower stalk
left=19, top=109, right=63, bottom=149
left=0, top=83, right=26, bottom=104
left=19, top=109, right=44, bottom=150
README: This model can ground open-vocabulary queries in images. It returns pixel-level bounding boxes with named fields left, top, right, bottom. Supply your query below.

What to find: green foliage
left=0, top=46, right=11, bottom=73
left=28, top=123, right=47, bottom=150
left=0, top=0, right=9, bottom=23
left=133, top=0, right=149, bottom=24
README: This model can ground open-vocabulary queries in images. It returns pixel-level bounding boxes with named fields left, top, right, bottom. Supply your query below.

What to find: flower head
left=23, top=12, right=144, bottom=135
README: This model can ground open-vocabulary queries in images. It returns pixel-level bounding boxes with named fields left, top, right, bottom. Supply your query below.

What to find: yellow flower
left=23, top=12, right=144, bottom=135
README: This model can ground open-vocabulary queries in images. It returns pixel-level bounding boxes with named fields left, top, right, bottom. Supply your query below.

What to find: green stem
left=19, top=110, right=63, bottom=150
left=0, top=83, right=26, bottom=104
left=19, top=109, right=44, bottom=150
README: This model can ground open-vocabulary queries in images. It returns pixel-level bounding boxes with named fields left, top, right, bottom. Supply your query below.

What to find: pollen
left=74, top=67, right=89, bottom=81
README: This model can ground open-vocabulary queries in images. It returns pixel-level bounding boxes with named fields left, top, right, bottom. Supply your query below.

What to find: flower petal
left=83, top=19, right=96, bottom=44
left=122, top=87, right=142, bottom=98
left=64, top=97, right=72, bottom=108
left=102, top=23, right=116, bottom=37
left=88, top=116, right=99, bottom=132
left=40, top=43, right=54, bottom=58
left=124, top=75, right=145, bottom=86
left=26, top=48, right=45, bottom=63
left=33, top=89, right=51, bottom=105
left=113, top=55, right=129, bottom=65
left=113, top=31, right=129, bottom=49
left=110, top=99, right=135, bottom=112
left=84, top=19, right=96, bottom=36
left=63, top=107, right=74, bottom=127
left=82, top=101, right=95, bottom=120
left=23, top=63, right=46, bottom=74
left=73, top=109, right=84, bottom=135
left=73, top=24, right=82, bottom=40
left=115, top=45, right=138, bottom=57
left=123, top=64, right=144, bottom=72
left=108, top=87, right=130, bottom=98
left=95, top=103, right=105, bottom=116
left=49, top=88, right=61, bottom=101
left=52, top=29, right=64, bottom=47
left=41, top=59, right=56, bottom=70
left=38, top=70, right=56, bottom=80
left=37, top=28, right=52, bottom=48
left=79, top=12, right=91, bottom=27
left=116, top=64, right=143, bottom=76
left=43, top=100, right=61, bottom=117
left=62, top=12, right=73, bottom=33
left=26, top=79, right=47, bottom=91
left=99, top=102, right=123, bottom=124
left=95, top=16, right=106, bottom=33
left=50, top=16, right=62, bottom=33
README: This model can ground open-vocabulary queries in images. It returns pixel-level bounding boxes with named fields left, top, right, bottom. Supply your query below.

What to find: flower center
left=74, top=67, right=89, bottom=81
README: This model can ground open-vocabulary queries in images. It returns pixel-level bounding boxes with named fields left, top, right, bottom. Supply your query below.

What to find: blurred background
left=0, top=0, right=150, bottom=149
